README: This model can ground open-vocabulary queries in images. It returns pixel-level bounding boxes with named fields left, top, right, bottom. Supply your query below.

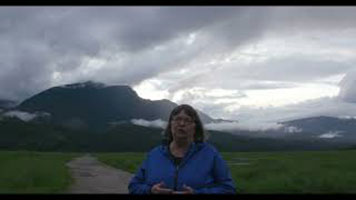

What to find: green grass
left=96, top=150, right=356, bottom=194
left=223, top=150, right=356, bottom=193
left=96, top=152, right=146, bottom=173
left=3, top=149, right=356, bottom=193
left=0, top=151, right=80, bottom=193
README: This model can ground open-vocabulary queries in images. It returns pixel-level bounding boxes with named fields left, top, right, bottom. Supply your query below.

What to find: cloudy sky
left=2, top=6, right=356, bottom=129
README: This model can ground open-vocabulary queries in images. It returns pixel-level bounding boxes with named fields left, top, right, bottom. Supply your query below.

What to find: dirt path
left=66, top=154, right=133, bottom=193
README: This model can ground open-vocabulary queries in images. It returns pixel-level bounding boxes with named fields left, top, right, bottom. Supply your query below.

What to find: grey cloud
left=0, top=7, right=262, bottom=101
left=225, top=97, right=356, bottom=124
left=1, top=6, right=356, bottom=104
left=267, top=7, right=356, bottom=34
left=0, top=38, right=54, bottom=100
left=246, top=56, right=352, bottom=82
left=338, top=69, right=356, bottom=103
left=215, top=56, right=352, bottom=86
left=117, top=7, right=240, bottom=51
left=167, top=54, right=350, bottom=94
left=171, top=73, right=299, bottom=92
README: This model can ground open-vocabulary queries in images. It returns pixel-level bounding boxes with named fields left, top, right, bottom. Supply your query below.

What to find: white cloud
left=205, top=121, right=283, bottom=132
left=318, top=131, right=344, bottom=139
left=283, top=126, right=303, bottom=133
left=3, top=110, right=37, bottom=122
left=131, top=119, right=167, bottom=129
left=133, top=78, right=170, bottom=100
left=337, top=116, right=356, bottom=120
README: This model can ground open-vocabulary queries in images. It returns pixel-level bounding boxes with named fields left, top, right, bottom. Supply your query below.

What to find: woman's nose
left=178, top=120, right=185, bottom=125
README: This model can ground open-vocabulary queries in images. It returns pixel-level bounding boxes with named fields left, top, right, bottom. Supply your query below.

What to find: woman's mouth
left=178, top=128, right=185, bottom=133
left=177, top=128, right=186, bottom=134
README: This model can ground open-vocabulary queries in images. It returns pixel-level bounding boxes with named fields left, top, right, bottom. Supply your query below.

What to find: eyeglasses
left=171, top=117, right=195, bottom=125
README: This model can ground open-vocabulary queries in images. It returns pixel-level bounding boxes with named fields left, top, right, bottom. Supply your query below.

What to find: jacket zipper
left=168, top=144, right=199, bottom=191
left=174, top=164, right=179, bottom=191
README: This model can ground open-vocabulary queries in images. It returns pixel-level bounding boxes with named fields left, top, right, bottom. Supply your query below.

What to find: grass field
left=96, top=150, right=356, bottom=194
left=2, top=149, right=356, bottom=193
left=0, top=151, right=80, bottom=193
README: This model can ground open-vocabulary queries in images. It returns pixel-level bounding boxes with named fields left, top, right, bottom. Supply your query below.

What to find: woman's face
left=171, top=110, right=196, bottom=142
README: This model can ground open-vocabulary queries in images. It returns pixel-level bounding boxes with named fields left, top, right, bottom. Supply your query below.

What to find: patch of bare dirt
left=66, top=154, right=133, bottom=193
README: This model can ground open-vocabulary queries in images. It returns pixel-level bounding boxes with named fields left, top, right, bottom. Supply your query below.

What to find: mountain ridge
left=16, top=81, right=214, bottom=131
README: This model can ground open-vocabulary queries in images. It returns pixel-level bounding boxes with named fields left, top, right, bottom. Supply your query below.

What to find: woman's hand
left=172, top=184, right=194, bottom=194
left=151, top=181, right=173, bottom=194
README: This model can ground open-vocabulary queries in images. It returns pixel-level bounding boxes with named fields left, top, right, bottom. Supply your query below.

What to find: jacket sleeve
left=194, top=152, right=236, bottom=194
left=128, top=158, right=152, bottom=194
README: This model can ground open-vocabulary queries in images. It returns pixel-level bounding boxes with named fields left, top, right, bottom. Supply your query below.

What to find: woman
left=128, top=104, right=236, bottom=194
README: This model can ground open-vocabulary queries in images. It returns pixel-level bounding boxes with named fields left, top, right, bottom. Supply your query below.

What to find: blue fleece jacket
left=128, top=142, right=236, bottom=194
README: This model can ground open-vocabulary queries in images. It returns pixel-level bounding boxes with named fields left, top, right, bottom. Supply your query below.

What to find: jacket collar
left=160, top=141, right=205, bottom=163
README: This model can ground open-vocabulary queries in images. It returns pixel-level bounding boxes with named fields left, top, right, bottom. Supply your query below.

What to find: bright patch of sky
left=134, top=34, right=343, bottom=112
left=133, top=78, right=170, bottom=100
left=238, top=83, right=340, bottom=108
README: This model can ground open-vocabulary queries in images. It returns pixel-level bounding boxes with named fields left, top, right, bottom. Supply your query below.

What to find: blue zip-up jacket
left=128, top=142, right=236, bottom=194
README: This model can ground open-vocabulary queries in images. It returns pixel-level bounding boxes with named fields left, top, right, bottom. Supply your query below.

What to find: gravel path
left=66, top=154, right=133, bottom=193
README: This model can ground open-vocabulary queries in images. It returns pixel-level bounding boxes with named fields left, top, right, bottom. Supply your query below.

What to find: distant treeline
left=0, top=117, right=353, bottom=152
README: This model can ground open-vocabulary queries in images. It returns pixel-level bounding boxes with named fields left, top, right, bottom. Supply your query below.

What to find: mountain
left=16, top=81, right=214, bottom=131
left=5, top=81, right=356, bottom=152
left=281, top=116, right=356, bottom=142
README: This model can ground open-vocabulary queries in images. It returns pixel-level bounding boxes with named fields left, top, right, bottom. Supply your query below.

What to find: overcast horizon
left=2, top=6, right=356, bottom=130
